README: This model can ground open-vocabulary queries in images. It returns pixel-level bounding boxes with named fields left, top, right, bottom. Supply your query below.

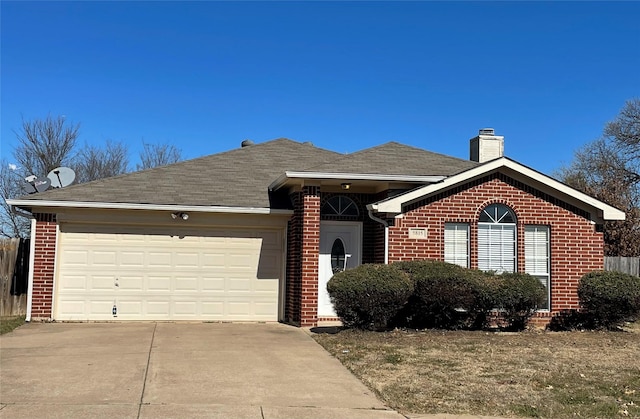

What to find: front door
left=318, top=221, right=362, bottom=317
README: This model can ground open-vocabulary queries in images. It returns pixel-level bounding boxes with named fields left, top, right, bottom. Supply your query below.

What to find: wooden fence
left=605, top=256, right=640, bottom=277
left=0, top=238, right=28, bottom=317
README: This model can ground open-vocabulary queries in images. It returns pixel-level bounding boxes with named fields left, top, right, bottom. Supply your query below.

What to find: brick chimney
left=470, top=128, right=504, bottom=162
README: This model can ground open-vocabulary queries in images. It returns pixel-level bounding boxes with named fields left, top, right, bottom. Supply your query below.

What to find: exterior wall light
left=341, top=183, right=351, bottom=190
left=171, top=212, right=189, bottom=221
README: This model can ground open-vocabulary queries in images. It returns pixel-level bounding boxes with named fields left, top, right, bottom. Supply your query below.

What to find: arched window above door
left=322, top=196, right=359, bottom=217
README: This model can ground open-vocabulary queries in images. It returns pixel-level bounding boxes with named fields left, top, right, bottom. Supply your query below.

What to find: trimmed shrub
left=327, top=264, right=413, bottom=330
left=393, top=260, right=495, bottom=329
left=578, top=270, right=640, bottom=330
left=493, top=272, right=547, bottom=331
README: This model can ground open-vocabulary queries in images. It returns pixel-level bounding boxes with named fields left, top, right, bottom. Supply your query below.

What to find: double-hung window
left=444, top=223, right=470, bottom=268
left=477, top=204, right=516, bottom=273
left=525, top=225, right=551, bottom=310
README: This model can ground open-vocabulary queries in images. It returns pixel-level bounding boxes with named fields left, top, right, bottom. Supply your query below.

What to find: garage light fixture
left=171, top=212, right=189, bottom=221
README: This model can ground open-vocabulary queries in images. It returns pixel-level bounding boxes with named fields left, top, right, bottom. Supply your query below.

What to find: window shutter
left=444, top=223, right=469, bottom=268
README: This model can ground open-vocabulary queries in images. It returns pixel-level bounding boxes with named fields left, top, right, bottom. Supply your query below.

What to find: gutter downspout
left=10, top=206, right=35, bottom=322
left=367, top=208, right=389, bottom=265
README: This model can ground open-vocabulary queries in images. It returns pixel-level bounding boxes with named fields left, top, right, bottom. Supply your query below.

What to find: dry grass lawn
left=313, top=323, right=640, bottom=418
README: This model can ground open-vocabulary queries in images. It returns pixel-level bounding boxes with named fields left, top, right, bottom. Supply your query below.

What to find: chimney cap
left=478, top=128, right=495, bottom=135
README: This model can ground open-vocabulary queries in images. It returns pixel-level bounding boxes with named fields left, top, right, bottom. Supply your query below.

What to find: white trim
left=7, top=199, right=293, bottom=215
left=51, top=224, right=60, bottom=321
left=279, top=224, right=288, bottom=322
left=369, top=157, right=626, bottom=221
left=269, top=171, right=446, bottom=190
left=26, top=218, right=37, bottom=322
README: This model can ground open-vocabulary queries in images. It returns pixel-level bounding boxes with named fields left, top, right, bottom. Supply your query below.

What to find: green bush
left=393, top=260, right=495, bottom=329
left=493, top=272, right=547, bottom=331
left=327, top=264, right=413, bottom=330
left=578, top=271, right=640, bottom=330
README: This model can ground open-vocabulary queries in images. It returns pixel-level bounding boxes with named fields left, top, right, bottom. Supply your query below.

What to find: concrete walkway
left=1, top=322, right=405, bottom=419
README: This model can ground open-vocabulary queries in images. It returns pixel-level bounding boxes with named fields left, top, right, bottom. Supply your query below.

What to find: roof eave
left=269, top=171, right=446, bottom=190
left=7, top=199, right=293, bottom=216
left=370, top=157, right=626, bottom=221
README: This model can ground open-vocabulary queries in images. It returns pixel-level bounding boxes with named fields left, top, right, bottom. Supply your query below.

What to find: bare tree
left=557, top=98, right=640, bottom=256
left=0, top=160, right=31, bottom=238
left=75, top=140, right=130, bottom=183
left=14, top=115, right=79, bottom=177
left=137, top=142, right=182, bottom=170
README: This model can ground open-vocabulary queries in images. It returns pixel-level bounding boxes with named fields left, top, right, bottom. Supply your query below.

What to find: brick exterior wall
left=300, top=186, right=321, bottom=326
left=285, top=192, right=303, bottom=325
left=31, top=213, right=57, bottom=320
left=387, top=174, right=604, bottom=323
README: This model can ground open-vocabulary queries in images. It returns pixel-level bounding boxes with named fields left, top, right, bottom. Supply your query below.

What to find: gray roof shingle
left=16, top=139, right=478, bottom=209
left=302, top=142, right=478, bottom=176
left=21, top=139, right=342, bottom=208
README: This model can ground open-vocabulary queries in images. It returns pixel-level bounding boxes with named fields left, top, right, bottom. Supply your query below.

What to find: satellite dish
left=34, top=177, right=51, bottom=193
left=24, top=181, right=37, bottom=194
left=47, top=167, right=76, bottom=188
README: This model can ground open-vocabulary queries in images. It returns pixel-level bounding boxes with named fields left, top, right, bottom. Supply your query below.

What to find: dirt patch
left=314, top=323, right=640, bottom=418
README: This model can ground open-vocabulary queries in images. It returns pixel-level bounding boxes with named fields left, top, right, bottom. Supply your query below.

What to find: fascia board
left=6, top=199, right=293, bottom=216
left=269, top=171, right=446, bottom=190
left=372, top=158, right=626, bottom=221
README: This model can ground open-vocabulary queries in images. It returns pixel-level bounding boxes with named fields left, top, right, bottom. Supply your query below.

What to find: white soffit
left=269, top=171, right=446, bottom=190
left=369, top=157, right=625, bottom=221
left=6, top=199, right=293, bottom=216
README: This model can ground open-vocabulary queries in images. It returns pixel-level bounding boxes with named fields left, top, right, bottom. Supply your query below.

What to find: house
left=8, top=130, right=625, bottom=327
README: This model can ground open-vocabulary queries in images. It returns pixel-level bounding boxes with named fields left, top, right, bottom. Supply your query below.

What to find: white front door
left=318, top=221, right=362, bottom=317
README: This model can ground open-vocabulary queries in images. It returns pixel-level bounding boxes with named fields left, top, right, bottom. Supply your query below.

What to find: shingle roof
left=20, top=139, right=342, bottom=208
left=303, top=142, right=478, bottom=176
left=15, top=139, right=479, bottom=209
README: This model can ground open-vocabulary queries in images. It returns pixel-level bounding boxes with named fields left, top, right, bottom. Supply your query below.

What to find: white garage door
left=55, top=224, right=283, bottom=321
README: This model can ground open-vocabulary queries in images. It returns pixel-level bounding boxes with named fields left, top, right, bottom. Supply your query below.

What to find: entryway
left=318, top=221, right=362, bottom=317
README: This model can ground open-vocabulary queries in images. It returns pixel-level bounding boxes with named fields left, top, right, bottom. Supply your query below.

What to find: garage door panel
left=56, top=226, right=283, bottom=321
left=63, top=250, right=89, bottom=266
left=174, top=276, right=198, bottom=291
left=147, top=276, right=172, bottom=291
left=175, top=252, right=200, bottom=268
left=92, top=251, right=117, bottom=266
left=90, top=276, right=115, bottom=291
left=146, top=300, right=170, bottom=316
left=148, top=252, right=172, bottom=268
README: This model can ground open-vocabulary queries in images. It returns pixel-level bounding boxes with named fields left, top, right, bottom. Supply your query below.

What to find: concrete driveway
left=0, top=322, right=403, bottom=419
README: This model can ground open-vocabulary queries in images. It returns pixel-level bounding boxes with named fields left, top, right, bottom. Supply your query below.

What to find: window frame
left=477, top=204, right=517, bottom=274
left=444, top=222, right=470, bottom=268
left=525, top=225, right=551, bottom=312
left=322, top=195, right=359, bottom=217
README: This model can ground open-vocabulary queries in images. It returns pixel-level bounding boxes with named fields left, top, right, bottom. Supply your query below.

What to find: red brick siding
left=300, top=186, right=321, bottom=326
left=285, top=191, right=303, bottom=325
left=31, top=213, right=57, bottom=320
left=388, top=175, right=603, bottom=321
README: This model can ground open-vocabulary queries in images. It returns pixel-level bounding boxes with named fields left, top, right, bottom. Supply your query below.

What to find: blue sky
left=1, top=1, right=639, bottom=176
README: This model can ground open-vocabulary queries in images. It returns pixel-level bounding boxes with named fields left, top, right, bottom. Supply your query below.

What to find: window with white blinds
left=525, top=225, right=550, bottom=310
left=477, top=224, right=516, bottom=273
left=444, top=223, right=470, bottom=268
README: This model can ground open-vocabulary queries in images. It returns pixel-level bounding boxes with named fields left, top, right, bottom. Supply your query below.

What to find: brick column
left=300, top=186, right=320, bottom=326
left=31, top=213, right=57, bottom=320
